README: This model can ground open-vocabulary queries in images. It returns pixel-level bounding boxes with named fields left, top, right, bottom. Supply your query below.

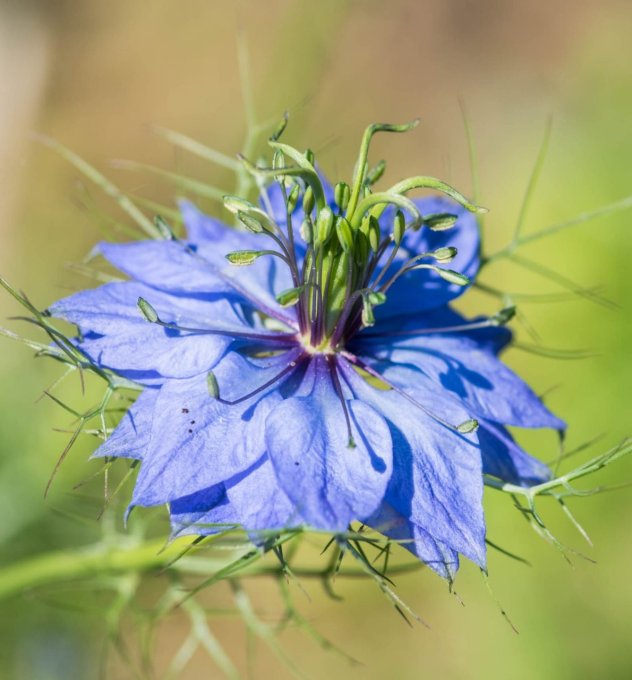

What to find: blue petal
left=364, top=502, right=459, bottom=580
left=131, top=350, right=301, bottom=506
left=357, top=305, right=511, bottom=355
left=355, top=331, right=564, bottom=430
left=340, top=358, right=486, bottom=567
left=99, top=239, right=296, bottom=327
left=265, top=356, right=393, bottom=531
left=169, top=483, right=239, bottom=537
left=375, top=196, right=480, bottom=318
left=92, top=388, right=158, bottom=460
left=479, top=420, right=552, bottom=486
left=225, top=455, right=299, bottom=532
left=181, top=199, right=298, bottom=321
left=50, top=281, right=246, bottom=381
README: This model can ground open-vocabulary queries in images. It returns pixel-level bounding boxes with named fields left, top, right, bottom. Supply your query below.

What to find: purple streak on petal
left=374, top=197, right=479, bottom=318
left=131, top=350, right=301, bottom=506
left=265, top=355, right=393, bottom=531
left=339, top=357, right=486, bottom=567
left=355, top=331, right=564, bottom=430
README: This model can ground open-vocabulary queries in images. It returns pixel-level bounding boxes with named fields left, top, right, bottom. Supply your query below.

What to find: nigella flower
left=49, top=123, right=563, bottom=580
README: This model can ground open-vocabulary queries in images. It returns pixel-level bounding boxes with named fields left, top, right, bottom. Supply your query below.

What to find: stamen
left=212, top=353, right=305, bottom=405
left=340, top=351, right=477, bottom=435
left=327, top=356, right=356, bottom=448
left=361, top=319, right=501, bottom=339
left=136, top=297, right=299, bottom=344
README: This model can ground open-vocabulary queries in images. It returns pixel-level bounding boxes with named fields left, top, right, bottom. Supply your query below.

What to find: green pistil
left=230, top=117, right=486, bottom=349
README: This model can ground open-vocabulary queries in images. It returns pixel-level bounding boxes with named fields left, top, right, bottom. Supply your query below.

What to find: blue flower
left=49, top=130, right=563, bottom=580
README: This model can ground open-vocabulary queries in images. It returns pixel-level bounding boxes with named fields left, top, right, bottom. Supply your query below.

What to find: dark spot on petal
left=188, top=429, right=193, bottom=434
left=190, top=420, right=195, bottom=425
left=294, top=461, right=299, bottom=466
left=182, top=408, right=189, bottom=414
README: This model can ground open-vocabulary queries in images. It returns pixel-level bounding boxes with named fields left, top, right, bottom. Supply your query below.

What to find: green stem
left=0, top=537, right=424, bottom=602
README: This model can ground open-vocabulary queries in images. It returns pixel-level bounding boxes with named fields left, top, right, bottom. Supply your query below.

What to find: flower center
left=223, top=119, right=487, bottom=350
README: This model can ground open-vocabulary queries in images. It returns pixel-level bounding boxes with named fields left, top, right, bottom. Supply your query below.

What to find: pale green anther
left=225, top=250, right=265, bottom=266
left=435, top=267, right=471, bottom=286
left=238, top=210, right=264, bottom=234
left=456, top=419, right=479, bottom=434
left=287, top=184, right=301, bottom=212
left=137, top=297, right=159, bottom=323
left=432, top=246, right=458, bottom=262
left=154, top=215, right=175, bottom=240
left=276, top=286, right=305, bottom=307
left=206, top=371, right=220, bottom=399
left=425, top=213, right=458, bottom=231
left=366, top=159, right=386, bottom=186
left=368, top=215, right=380, bottom=252
left=492, top=305, right=517, bottom=326
left=316, top=206, right=335, bottom=244
left=305, top=148, right=315, bottom=165
left=300, top=218, right=313, bottom=244
left=272, top=149, right=285, bottom=170
left=336, top=216, right=354, bottom=252
left=334, top=182, right=351, bottom=212
left=393, top=210, right=406, bottom=245
left=361, top=297, right=375, bottom=327
left=366, top=291, right=386, bottom=306
left=223, top=194, right=256, bottom=215
left=303, top=185, right=315, bottom=215
left=225, top=195, right=276, bottom=232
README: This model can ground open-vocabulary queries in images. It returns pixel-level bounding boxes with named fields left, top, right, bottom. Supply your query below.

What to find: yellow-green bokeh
left=1, top=1, right=631, bottom=678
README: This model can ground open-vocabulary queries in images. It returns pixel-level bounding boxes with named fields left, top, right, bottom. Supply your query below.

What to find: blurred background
left=1, top=1, right=631, bottom=678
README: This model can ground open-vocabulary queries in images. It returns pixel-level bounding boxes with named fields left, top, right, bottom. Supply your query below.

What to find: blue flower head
left=49, top=122, right=563, bottom=580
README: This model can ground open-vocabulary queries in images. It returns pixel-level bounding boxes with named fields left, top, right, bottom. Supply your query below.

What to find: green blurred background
left=1, top=1, right=631, bottom=678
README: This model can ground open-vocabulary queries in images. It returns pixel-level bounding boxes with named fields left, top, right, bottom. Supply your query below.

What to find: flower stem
left=0, top=536, right=425, bottom=602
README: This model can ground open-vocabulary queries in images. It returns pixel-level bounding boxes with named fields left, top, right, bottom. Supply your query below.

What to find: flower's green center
left=223, top=118, right=487, bottom=351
